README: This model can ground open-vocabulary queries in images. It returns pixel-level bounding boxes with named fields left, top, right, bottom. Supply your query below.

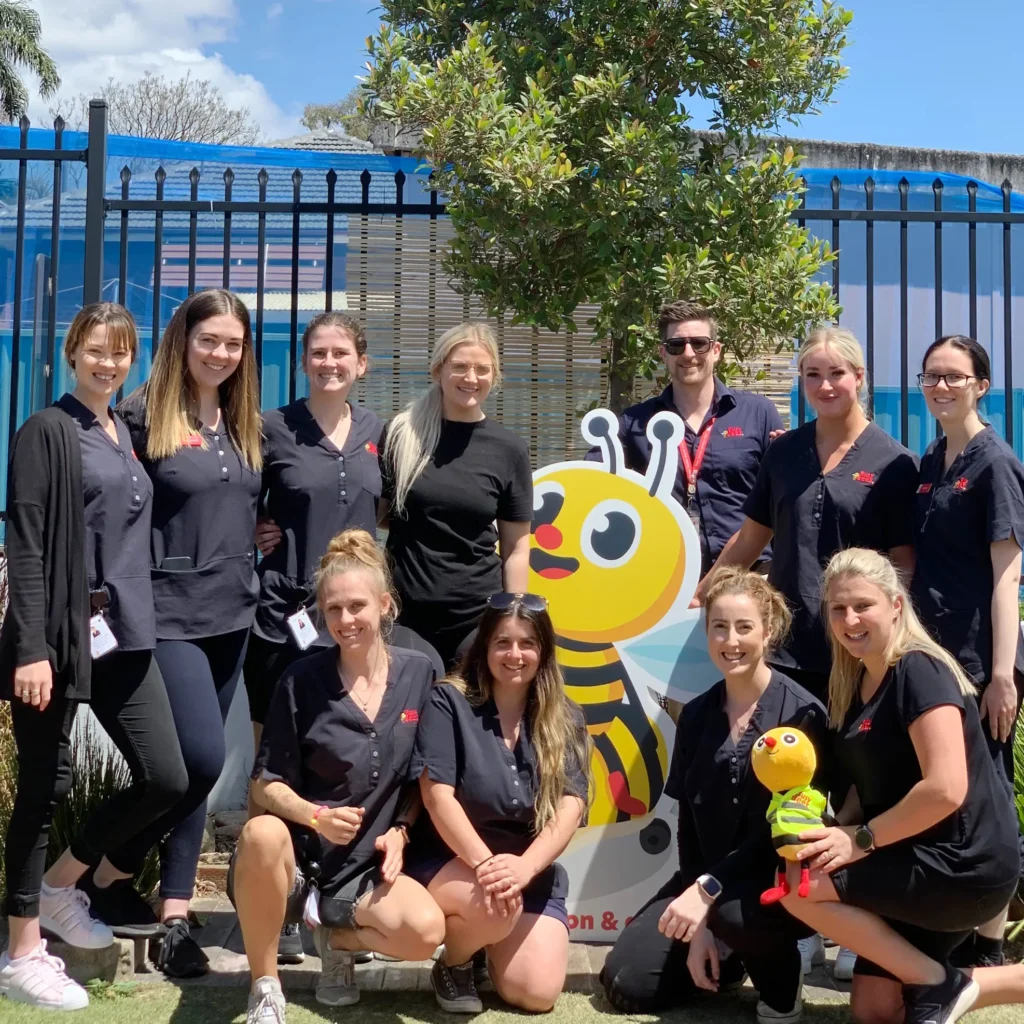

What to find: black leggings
left=105, top=629, right=249, bottom=901
left=242, top=632, right=306, bottom=726
left=4, top=650, right=188, bottom=918
left=601, top=872, right=809, bottom=1014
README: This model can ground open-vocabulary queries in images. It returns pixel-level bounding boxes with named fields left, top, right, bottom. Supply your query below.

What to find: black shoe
left=902, top=964, right=979, bottom=1024
left=277, top=922, right=305, bottom=965
left=76, top=874, right=165, bottom=938
left=154, top=917, right=210, bottom=979
left=471, top=948, right=489, bottom=988
left=719, top=953, right=749, bottom=992
left=949, top=933, right=1006, bottom=969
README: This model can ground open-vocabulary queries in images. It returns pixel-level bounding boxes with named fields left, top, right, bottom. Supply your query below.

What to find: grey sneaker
left=313, top=927, right=359, bottom=1007
left=247, top=976, right=286, bottom=1024
left=431, top=957, right=483, bottom=1014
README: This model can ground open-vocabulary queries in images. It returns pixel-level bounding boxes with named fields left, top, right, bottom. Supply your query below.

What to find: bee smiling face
left=751, top=728, right=817, bottom=793
left=528, top=466, right=685, bottom=641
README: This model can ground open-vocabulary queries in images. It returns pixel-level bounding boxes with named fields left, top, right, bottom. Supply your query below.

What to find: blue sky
left=31, top=1, right=1024, bottom=154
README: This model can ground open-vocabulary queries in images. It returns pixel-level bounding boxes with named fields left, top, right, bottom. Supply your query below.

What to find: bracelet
left=472, top=854, right=495, bottom=871
left=393, top=822, right=410, bottom=839
left=310, top=805, right=328, bottom=831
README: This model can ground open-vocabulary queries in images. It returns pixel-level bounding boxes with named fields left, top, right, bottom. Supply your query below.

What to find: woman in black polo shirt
left=1, top=304, right=186, bottom=1011
left=231, top=529, right=443, bottom=1021
left=379, top=322, right=533, bottom=668
left=97, top=289, right=263, bottom=977
left=700, top=327, right=919, bottom=703
left=601, top=568, right=825, bottom=1023
left=407, top=594, right=590, bottom=1013
left=911, top=334, right=1024, bottom=968
left=779, top=548, right=1022, bottom=1024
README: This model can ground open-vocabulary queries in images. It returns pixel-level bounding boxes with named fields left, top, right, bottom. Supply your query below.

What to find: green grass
left=0, top=987, right=1022, bottom=1024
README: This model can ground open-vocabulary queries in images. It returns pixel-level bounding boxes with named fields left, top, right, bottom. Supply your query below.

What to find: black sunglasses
left=663, top=336, right=713, bottom=355
left=487, top=592, right=548, bottom=613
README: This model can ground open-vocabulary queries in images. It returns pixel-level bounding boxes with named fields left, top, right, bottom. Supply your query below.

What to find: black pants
left=4, top=650, right=188, bottom=918
left=396, top=604, right=481, bottom=670
left=105, top=629, right=249, bottom=900
left=601, top=872, right=808, bottom=1014
left=243, top=632, right=307, bottom=726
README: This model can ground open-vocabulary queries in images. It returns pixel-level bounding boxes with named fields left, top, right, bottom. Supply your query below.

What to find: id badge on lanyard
left=680, top=417, right=715, bottom=529
left=89, top=590, right=118, bottom=660
left=287, top=587, right=319, bottom=650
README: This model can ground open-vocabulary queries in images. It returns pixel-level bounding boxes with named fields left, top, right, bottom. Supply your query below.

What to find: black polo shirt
left=834, top=651, right=1018, bottom=888
left=408, top=683, right=589, bottom=900
left=591, top=382, right=783, bottom=575
left=743, top=421, right=919, bottom=675
left=665, top=671, right=827, bottom=893
left=119, top=398, right=261, bottom=641
left=911, top=426, right=1024, bottom=686
left=57, top=394, right=156, bottom=652
left=253, top=644, right=436, bottom=896
left=254, top=400, right=383, bottom=646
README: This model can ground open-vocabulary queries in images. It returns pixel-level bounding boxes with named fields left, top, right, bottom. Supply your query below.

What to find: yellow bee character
left=529, top=409, right=699, bottom=854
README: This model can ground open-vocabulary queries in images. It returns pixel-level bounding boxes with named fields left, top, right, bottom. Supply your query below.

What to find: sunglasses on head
left=663, top=336, right=713, bottom=355
left=487, top=592, right=548, bottom=613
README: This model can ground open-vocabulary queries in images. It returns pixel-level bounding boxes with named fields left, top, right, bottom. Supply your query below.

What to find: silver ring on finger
left=21, top=691, right=31, bottom=701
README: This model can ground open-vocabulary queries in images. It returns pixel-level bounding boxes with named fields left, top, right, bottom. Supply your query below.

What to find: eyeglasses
left=448, top=360, right=494, bottom=378
left=663, top=337, right=713, bottom=356
left=917, top=372, right=980, bottom=389
left=487, top=592, right=548, bottom=613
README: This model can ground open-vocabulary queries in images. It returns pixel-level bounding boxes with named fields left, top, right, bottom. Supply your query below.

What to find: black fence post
left=83, top=100, right=109, bottom=304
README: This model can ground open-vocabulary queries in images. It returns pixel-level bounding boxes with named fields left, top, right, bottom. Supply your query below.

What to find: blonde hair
left=133, top=289, right=263, bottom=469
left=703, top=566, right=792, bottom=652
left=315, top=528, right=397, bottom=631
left=64, top=302, right=139, bottom=367
left=383, top=322, right=502, bottom=514
left=798, top=326, right=870, bottom=412
left=450, top=598, right=592, bottom=832
left=822, top=548, right=975, bottom=728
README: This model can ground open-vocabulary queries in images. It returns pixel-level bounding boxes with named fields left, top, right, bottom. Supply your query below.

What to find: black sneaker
left=76, top=874, right=165, bottom=938
left=277, top=922, right=305, bottom=965
left=471, top=948, right=489, bottom=988
left=154, top=917, right=210, bottom=979
left=431, top=957, right=483, bottom=1013
left=902, top=964, right=979, bottom=1024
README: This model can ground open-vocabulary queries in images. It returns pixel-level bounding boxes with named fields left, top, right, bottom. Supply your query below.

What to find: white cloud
left=25, top=0, right=300, bottom=140
left=267, top=3, right=284, bottom=19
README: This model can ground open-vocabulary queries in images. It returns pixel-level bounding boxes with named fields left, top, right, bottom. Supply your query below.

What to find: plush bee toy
left=751, top=727, right=827, bottom=905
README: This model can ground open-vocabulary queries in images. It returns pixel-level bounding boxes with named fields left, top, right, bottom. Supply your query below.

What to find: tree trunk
left=608, top=335, right=633, bottom=414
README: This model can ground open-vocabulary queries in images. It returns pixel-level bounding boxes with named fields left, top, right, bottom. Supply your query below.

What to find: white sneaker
left=247, top=976, right=286, bottom=1023
left=757, top=992, right=802, bottom=1024
left=832, top=947, right=857, bottom=981
left=0, top=941, right=90, bottom=1010
left=798, top=934, right=825, bottom=975
left=313, top=927, right=359, bottom=1007
left=40, top=883, right=114, bottom=950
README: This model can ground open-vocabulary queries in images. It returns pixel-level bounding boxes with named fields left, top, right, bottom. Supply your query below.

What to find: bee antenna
left=581, top=409, right=625, bottom=474
left=645, top=412, right=686, bottom=499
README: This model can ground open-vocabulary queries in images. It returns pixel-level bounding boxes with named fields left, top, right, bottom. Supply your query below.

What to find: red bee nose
left=764, top=736, right=776, bottom=749
left=535, top=524, right=562, bottom=550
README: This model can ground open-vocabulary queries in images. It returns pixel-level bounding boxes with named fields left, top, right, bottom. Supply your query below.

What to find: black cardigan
left=0, top=405, right=90, bottom=701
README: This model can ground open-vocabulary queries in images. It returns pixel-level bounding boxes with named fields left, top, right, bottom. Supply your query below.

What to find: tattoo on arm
left=393, top=783, right=422, bottom=828
left=254, top=779, right=317, bottom=827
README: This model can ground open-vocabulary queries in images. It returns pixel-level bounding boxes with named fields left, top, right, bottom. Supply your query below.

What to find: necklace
left=337, top=644, right=388, bottom=711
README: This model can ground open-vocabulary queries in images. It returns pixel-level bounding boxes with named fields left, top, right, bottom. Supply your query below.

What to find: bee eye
left=581, top=500, right=642, bottom=568
left=755, top=738, right=764, bottom=749
left=782, top=733, right=798, bottom=745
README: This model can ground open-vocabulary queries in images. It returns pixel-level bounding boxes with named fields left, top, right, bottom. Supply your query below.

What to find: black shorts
left=243, top=632, right=310, bottom=725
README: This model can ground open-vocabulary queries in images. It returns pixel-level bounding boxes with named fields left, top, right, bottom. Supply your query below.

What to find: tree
left=52, top=72, right=262, bottom=146
left=0, top=0, right=59, bottom=123
left=367, top=0, right=850, bottom=408
left=301, top=85, right=375, bottom=140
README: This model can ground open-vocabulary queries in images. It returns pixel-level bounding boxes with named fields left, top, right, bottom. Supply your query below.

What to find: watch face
left=855, top=827, right=873, bottom=851
left=701, top=876, right=722, bottom=898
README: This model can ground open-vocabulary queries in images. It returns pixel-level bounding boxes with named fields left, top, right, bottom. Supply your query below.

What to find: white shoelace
left=249, top=988, right=285, bottom=1023
left=10, top=943, right=76, bottom=999
left=321, top=949, right=354, bottom=988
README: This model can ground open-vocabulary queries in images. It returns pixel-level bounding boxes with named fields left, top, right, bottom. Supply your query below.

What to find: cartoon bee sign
left=529, top=409, right=721, bottom=938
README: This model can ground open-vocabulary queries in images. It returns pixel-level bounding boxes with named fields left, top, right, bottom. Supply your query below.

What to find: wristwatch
left=696, top=874, right=723, bottom=902
left=854, top=825, right=876, bottom=853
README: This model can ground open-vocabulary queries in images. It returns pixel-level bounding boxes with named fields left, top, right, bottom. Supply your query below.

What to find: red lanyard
left=679, top=417, right=716, bottom=501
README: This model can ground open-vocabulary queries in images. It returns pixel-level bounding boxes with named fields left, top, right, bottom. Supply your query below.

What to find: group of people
left=0, top=289, right=1021, bottom=1024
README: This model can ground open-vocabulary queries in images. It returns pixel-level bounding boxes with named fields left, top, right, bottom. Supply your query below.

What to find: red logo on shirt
left=131, top=449, right=138, bottom=460
left=399, top=709, right=419, bottom=724
left=954, top=476, right=969, bottom=492
left=185, top=435, right=203, bottom=447
left=721, top=426, right=744, bottom=438
left=365, top=441, right=378, bottom=457
left=852, top=471, right=875, bottom=485
left=917, top=483, right=933, bottom=494
left=858, top=718, right=873, bottom=733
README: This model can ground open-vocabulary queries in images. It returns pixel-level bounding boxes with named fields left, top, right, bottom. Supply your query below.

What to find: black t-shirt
left=665, top=671, right=828, bottom=893
left=255, top=400, right=383, bottom=645
left=381, top=418, right=533, bottom=620
left=911, top=426, right=1024, bottom=685
left=408, top=683, right=588, bottom=900
left=120, top=396, right=261, bottom=641
left=834, top=651, right=1019, bottom=884
left=253, top=644, right=436, bottom=895
left=743, top=421, right=919, bottom=674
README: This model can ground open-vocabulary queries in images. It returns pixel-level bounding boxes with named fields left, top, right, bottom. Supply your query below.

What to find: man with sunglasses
left=592, top=301, right=784, bottom=577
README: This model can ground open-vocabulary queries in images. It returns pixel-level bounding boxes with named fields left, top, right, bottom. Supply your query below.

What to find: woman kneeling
left=231, top=530, right=444, bottom=1024
left=780, top=548, right=1022, bottom=1024
left=407, top=593, right=591, bottom=1013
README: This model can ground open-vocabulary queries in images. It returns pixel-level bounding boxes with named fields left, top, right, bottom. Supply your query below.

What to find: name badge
left=287, top=608, right=318, bottom=650
left=90, top=614, right=118, bottom=659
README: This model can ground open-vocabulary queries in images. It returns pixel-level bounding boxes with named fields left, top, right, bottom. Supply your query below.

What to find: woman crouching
left=230, top=530, right=444, bottom=1024
left=406, top=593, right=591, bottom=1013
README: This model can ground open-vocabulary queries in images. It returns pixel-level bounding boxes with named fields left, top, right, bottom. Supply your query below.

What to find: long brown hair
left=450, top=599, right=592, bottom=832
left=134, top=289, right=262, bottom=469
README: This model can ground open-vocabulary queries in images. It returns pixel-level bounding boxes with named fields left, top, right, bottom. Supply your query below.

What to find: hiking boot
left=313, top=926, right=359, bottom=1006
